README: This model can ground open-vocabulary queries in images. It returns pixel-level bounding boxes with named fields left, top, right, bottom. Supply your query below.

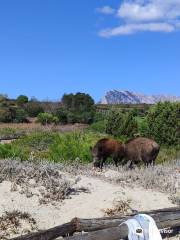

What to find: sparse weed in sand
left=0, top=159, right=76, bottom=205
left=0, top=158, right=179, bottom=206
left=108, top=161, right=180, bottom=205
left=0, top=210, right=38, bottom=239
left=58, top=159, right=180, bottom=205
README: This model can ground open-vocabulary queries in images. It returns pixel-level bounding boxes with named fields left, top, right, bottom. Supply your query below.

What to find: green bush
left=14, top=109, right=28, bottom=123
left=146, top=102, right=180, bottom=146
left=55, top=109, right=68, bottom=124
left=37, top=112, right=57, bottom=125
left=25, top=101, right=44, bottom=117
left=0, top=108, right=13, bottom=122
left=136, top=117, right=149, bottom=137
left=66, top=111, right=94, bottom=124
left=48, top=131, right=100, bottom=162
left=106, top=109, right=138, bottom=138
left=94, top=112, right=107, bottom=122
left=89, top=120, right=107, bottom=133
left=66, top=112, right=77, bottom=124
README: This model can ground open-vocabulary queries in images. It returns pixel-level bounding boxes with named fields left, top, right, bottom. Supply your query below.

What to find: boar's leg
left=113, top=158, right=118, bottom=167
left=100, top=157, right=106, bottom=170
left=128, top=160, right=134, bottom=169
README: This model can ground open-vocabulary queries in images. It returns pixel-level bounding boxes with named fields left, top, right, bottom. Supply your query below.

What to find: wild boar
left=124, top=137, right=160, bottom=168
left=90, top=138, right=125, bottom=169
left=91, top=137, right=160, bottom=169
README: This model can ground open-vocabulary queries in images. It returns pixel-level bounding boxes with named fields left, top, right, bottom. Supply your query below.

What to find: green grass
left=48, top=131, right=103, bottom=162
left=0, top=131, right=106, bottom=163
left=0, top=130, right=179, bottom=164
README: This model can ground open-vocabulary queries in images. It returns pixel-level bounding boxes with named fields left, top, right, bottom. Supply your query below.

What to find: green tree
left=62, top=92, right=94, bottom=112
left=61, top=92, right=95, bottom=124
left=146, top=102, right=180, bottom=146
left=16, top=95, right=29, bottom=105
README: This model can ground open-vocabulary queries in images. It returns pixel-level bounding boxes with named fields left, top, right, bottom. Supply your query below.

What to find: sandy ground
left=0, top=169, right=179, bottom=240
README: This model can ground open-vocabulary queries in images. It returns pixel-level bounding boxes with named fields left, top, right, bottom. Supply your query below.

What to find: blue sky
left=0, top=0, right=180, bottom=102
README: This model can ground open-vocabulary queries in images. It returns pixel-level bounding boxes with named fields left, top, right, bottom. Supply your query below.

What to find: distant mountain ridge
left=101, top=90, right=180, bottom=104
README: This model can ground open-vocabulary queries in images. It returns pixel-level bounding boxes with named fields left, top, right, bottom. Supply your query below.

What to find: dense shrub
left=146, top=102, right=180, bottom=146
left=37, top=112, right=58, bottom=125
left=106, top=109, right=138, bottom=138
left=55, top=109, right=68, bottom=124
left=14, top=109, right=28, bottom=123
left=25, top=101, right=44, bottom=117
left=136, top=117, right=149, bottom=137
left=94, top=112, right=107, bottom=122
left=89, top=120, right=107, bottom=133
left=0, top=108, right=13, bottom=123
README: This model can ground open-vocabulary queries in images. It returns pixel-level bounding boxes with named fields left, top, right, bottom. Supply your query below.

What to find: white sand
left=0, top=175, right=176, bottom=229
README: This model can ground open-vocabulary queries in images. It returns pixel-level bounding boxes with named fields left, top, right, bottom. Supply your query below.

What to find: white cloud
left=97, top=0, right=180, bottom=37
left=118, top=0, right=180, bottom=21
left=99, top=22, right=174, bottom=37
left=118, top=2, right=163, bottom=21
left=96, top=6, right=115, bottom=15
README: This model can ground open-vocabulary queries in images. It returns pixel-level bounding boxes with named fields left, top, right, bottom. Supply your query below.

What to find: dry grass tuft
left=0, top=210, right=38, bottom=239
left=103, top=199, right=132, bottom=216
left=0, top=160, right=76, bottom=205
left=59, top=159, right=180, bottom=205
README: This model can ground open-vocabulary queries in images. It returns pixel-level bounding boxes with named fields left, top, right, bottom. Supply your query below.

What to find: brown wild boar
left=91, top=137, right=160, bottom=169
left=90, top=138, right=125, bottom=169
left=124, top=137, right=160, bottom=168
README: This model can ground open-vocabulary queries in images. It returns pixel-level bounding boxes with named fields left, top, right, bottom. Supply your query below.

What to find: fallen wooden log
left=11, top=222, right=76, bottom=240
left=0, top=136, right=19, bottom=141
left=66, top=207, right=180, bottom=240
left=10, top=207, right=180, bottom=240
left=72, top=207, right=180, bottom=232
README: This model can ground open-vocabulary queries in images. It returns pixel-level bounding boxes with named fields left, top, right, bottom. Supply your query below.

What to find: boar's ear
left=89, top=146, right=93, bottom=151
